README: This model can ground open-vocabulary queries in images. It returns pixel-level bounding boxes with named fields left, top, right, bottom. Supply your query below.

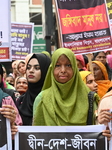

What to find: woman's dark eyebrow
left=35, top=64, right=40, bottom=66
left=28, top=64, right=40, bottom=67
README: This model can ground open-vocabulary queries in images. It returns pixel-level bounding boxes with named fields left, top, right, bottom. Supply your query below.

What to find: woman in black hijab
left=17, top=53, right=51, bottom=125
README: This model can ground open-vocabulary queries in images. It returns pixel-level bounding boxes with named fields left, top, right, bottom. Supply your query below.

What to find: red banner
left=55, top=0, right=112, bottom=54
left=0, top=48, right=9, bottom=59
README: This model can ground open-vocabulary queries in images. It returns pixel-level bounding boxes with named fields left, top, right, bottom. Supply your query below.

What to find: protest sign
left=106, top=0, right=112, bottom=37
left=11, top=22, right=34, bottom=60
left=15, top=125, right=107, bottom=150
left=33, top=25, right=46, bottom=53
left=108, top=109, right=112, bottom=150
left=0, top=114, right=12, bottom=150
left=54, top=0, right=112, bottom=55
left=0, top=0, right=11, bottom=61
left=106, top=0, right=112, bottom=22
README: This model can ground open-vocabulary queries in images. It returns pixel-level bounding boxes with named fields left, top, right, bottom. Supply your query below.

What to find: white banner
left=0, top=114, right=12, bottom=150
left=15, top=125, right=107, bottom=150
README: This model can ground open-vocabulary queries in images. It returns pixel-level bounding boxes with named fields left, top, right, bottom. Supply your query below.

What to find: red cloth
left=106, top=54, right=112, bottom=69
left=76, top=55, right=87, bottom=71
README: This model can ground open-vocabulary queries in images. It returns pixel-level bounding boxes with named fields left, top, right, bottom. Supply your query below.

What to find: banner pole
left=87, top=53, right=93, bottom=74
left=53, top=0, right=63, bottom=48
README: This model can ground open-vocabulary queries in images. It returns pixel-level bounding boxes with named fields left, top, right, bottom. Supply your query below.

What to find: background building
left=3, top=0, right=55, bottom=74
left=11, top=0, right=42, bottom=24
left=2, top=0, right=44, bottom=73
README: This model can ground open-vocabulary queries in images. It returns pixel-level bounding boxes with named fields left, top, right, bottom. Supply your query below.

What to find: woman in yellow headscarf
left=80, top=71, right=98, bottom=93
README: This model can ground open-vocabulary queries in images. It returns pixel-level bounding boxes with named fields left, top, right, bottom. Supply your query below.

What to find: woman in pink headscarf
left=106, top=54, right=112, bottom=69
left=76, top=55, right=87, bottom=71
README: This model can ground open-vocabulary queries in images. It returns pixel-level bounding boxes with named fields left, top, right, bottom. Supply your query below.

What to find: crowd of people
left=0, top=48, right=112, bottom=148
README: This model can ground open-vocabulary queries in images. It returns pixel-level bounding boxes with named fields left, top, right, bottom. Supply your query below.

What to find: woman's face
left=18, top=62, right=26, bottom=74
left=26, top=58, right=41, bottom=83
left=6, top=76, right=14, bottom=85
left=54, top=55, right=74, bottom=83
left=76, top=60, right=83, bottom=69
left=16, top=78, right=28, bottom=93
left=95, top=52, right=106, bottom=65
left=86, top=74, right=98, bottom=93
left=92, top=63, right=104, bottom=81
